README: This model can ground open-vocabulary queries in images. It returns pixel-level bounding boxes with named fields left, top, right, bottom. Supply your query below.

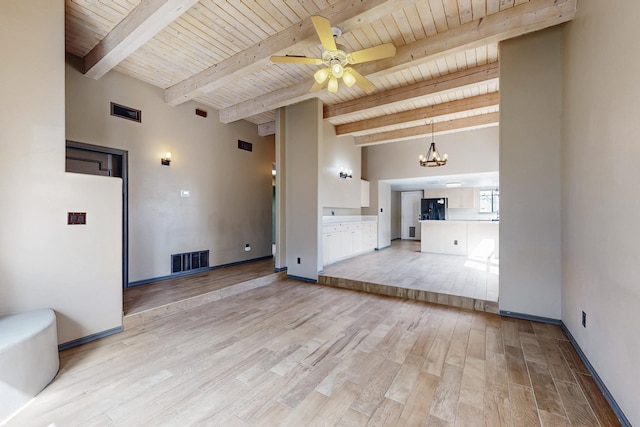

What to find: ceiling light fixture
left=419, top=121, right=447, bottom=167
left=446, top=182, right=462, bottom=187
left=314, top=51, right=359, bottom=93
left=272, top=17, right=396, bottom=94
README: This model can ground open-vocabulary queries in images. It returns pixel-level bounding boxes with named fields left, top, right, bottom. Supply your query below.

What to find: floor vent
left=171, top=250, right=209, bottom=274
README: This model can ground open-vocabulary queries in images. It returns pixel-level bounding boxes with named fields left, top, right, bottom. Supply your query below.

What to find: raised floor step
left=124, top=271, right=286, bottom=329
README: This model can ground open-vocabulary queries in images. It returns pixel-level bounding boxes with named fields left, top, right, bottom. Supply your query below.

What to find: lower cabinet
left=322, top=221, right=377, bottom=266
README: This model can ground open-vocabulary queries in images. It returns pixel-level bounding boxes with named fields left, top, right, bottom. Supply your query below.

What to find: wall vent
left=171, top=250, right=209, bottom=274
left=111, top=102, right=141, bottom=123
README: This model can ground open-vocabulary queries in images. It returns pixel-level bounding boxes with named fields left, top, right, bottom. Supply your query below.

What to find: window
left=479, top=189, right=499, bottom=213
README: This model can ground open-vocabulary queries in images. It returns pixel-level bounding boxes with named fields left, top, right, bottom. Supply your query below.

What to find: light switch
left=180, top=190, right=190, bottom=198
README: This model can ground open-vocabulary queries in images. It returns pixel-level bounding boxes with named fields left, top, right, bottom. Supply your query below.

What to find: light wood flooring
left=124, top=258, right=276, bottom=315
left=8, top=279, right=619, bottom=426
left=123, top=240, right=498, bottom=323
left=322, top=240, right=499, bottom=301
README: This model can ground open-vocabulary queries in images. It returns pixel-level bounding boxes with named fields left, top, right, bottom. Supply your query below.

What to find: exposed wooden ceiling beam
left=336, top=92, right=499, bottom=136
left=165, top=0, right=414, bottom=106
left=325, top=62, right=498, bottom=121
left=219, top=0, right=575, bottom=124
left=354, top=112, right=500, bottom=146
left=258, top=121, right=276, bottom=137
left=83, top=0, right=199, bottom=79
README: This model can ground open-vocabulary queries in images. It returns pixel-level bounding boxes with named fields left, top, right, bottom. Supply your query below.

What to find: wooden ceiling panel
left=64, top=0, right=575, bottom=141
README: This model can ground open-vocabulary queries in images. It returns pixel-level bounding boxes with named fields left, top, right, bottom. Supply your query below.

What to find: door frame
left=66, top=140, right=129, bottom=288
left=401, top=190, right=422, bottom=240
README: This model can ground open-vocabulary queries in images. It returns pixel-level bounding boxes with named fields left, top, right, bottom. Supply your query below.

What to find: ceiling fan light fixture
left=314, top=68, right=330, bottom=84
left=328, top=77, right=339, bottom=92
left=331, top=62, right=344, bottom=78
left=342, top=69, right=356, bottom=87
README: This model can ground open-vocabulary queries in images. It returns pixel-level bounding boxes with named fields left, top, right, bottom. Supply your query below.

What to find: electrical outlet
left=297, top=257, right=301, bottom=264
left=582, top=311, right=586, bottom=328
left=454, top=239, right=458, bottom=245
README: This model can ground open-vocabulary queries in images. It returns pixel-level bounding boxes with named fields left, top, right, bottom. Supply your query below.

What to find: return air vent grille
left=171, top=250, right=209, bottom=274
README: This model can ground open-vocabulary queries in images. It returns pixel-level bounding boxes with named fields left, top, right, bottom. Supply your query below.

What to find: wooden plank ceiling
left=65, top=0, right=576, bottom=144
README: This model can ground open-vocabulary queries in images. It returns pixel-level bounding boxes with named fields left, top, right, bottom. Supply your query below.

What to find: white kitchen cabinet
left=361, top=179, right=370, bottom=207
left=423, top=189, right=439, bottom=199
left=361, top=221, right=377, bottom=251
left=423, top=187, right=475, bottom=209
left=322, top=218, right=377, bottom=266
left=456, top=187, right=475, bottom=208
left=322, top=232, right=334, bottom=265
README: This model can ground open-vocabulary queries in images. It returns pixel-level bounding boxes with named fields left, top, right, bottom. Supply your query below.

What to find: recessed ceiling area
left=383, top=171, right=499, bottom=192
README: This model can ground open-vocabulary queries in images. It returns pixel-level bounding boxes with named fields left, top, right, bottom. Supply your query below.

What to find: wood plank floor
left=322, top=240, right=499, bottom=302
left=123, top=240, right=497, bottom=321
left=8, top=279, right=619, bottom=426
left=124, top=258, right=276, bottom=315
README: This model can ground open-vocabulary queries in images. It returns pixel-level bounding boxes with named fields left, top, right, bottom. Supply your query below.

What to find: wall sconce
left=339, top=167, right=353, bottom=179
left=161, top=152, right=171, bottom=166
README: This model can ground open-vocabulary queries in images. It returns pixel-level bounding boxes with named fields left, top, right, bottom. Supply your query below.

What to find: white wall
left=283, top=99, right=321, bottom=280
left=499, top=28, right=563, bottom=320
left=66, top=65, right=275, bottom=282
left=377, top=182, right=392, bottom=248
left=562, top=1, right=640, bottom=423
left=0, top=1, right=122, bottom=344
left=390, top=190, right=401, bottom=240
left=320, top=121, right=361, bottom=209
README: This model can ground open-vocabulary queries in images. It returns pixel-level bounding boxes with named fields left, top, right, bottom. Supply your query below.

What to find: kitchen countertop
left=419, top=219, right=499, bottom=223
left=323, top=215, right=377, bottom=223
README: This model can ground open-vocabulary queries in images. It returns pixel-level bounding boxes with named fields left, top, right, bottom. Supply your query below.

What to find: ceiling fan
left=270, top=16, right=396, bottom=94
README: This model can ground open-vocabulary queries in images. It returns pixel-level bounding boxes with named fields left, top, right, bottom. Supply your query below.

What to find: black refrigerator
left=420, top=198, right=447, bottom=220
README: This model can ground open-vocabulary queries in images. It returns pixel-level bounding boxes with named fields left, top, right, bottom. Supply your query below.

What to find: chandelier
left=419, top=121, right=447, bottom=167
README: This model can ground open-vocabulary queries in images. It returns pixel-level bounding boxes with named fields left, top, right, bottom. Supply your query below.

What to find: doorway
left=65, top=140, right=129, bottom=288
left=401, top=191, right=422, bottom=240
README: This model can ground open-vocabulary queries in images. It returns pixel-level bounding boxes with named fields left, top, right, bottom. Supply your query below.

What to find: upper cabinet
left=449, top=187, right=475, bottom=209
left=423, top=187, right=475, bottom=209
left=361, top=179, right=370, bottom=207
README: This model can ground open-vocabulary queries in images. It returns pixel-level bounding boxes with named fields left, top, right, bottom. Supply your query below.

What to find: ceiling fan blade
left=310, top=80, right=326, bottom=92
left=270, top=55, right=323, bottom=65
left=347, top=68, right=376, bottom=94
left=349, top=43, right=396, bottom=64
left=311, top=16, right=337, bottom=52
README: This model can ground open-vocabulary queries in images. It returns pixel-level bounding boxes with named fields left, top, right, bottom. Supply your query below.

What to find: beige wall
left=499, top=27, right=563, bottom=320
left=66, top=65, right=275, bottom=282
left=0, top=0, right=122, bottom=344
left=562, top=1, right=640, bottom=422
left=283, top=99, right=322, bottom=280
left=320, top=121, right=361, bottom=210
left=365, top=126, right=499, bottom=181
